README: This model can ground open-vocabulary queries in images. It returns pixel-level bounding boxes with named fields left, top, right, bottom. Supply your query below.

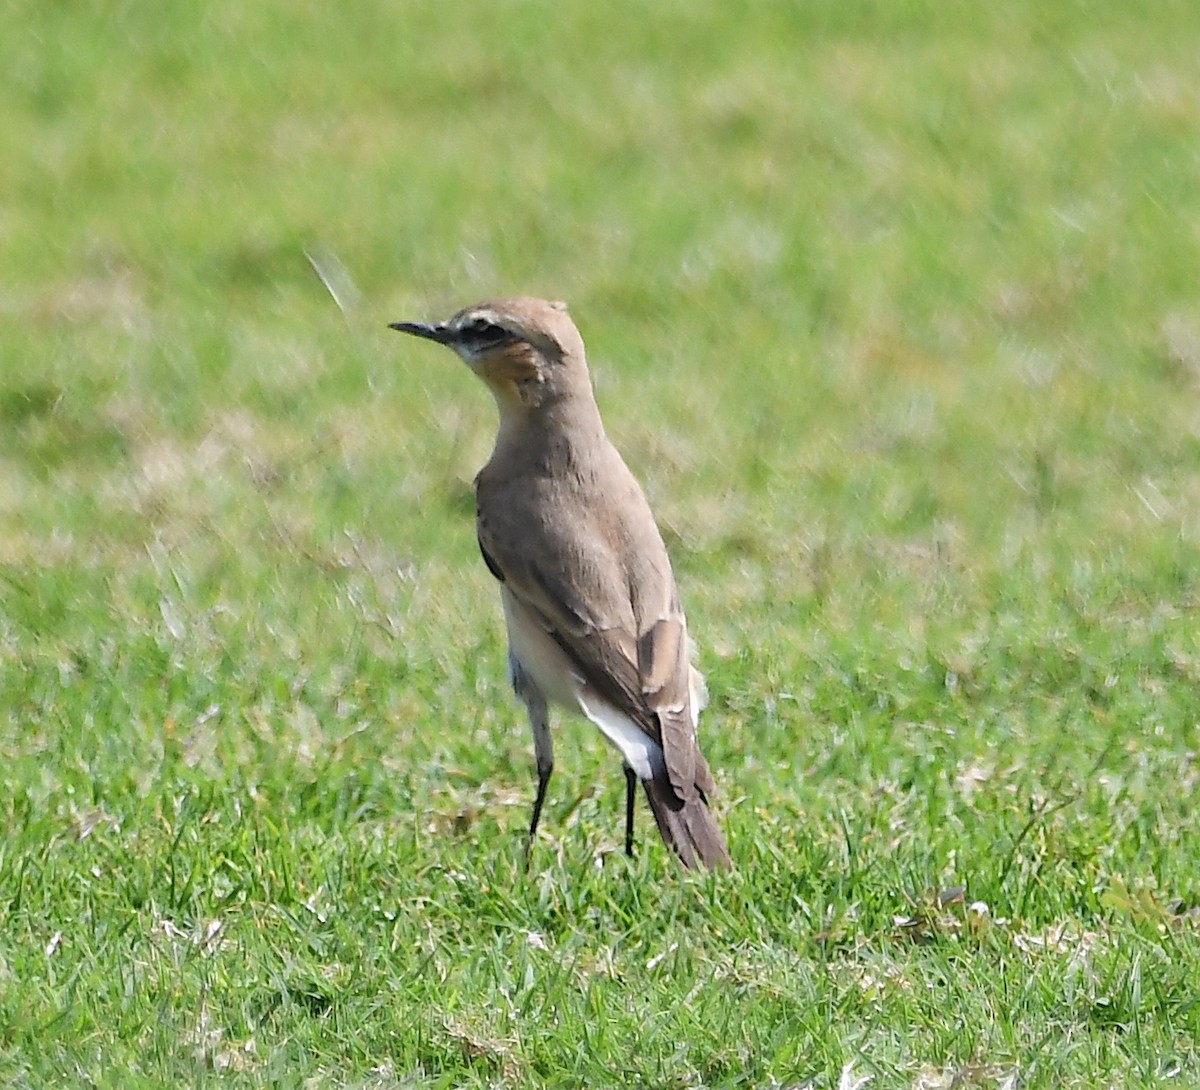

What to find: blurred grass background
left=3, top=1, right=1200, bottom=1087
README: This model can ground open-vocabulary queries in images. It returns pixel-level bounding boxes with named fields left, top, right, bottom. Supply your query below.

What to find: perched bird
left=390, top=297, right=731, bottom=870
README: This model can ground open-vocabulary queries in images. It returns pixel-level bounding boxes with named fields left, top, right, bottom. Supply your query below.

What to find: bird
left=389, top=297, right=731, bottom=870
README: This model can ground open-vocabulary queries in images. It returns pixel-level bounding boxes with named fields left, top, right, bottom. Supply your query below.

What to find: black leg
left=624, top=765, right=637, bottom=857
left=513, top=670, right=552, bottom=870
left=525, top=760, right=553, bottom=868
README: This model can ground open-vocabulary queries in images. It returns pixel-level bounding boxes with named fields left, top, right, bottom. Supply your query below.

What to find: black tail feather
left=641, top=775, right=732, bottom=870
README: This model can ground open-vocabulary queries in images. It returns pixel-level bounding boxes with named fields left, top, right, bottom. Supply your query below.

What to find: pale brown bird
left=390, top=297, right=731, bottom=869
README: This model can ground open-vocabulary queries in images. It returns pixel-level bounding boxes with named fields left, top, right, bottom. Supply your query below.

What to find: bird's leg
left=624, top=765, right=637, bottom=857
left=527, top=756, right=553, bottom=867
left=512, top=656, right=553, bottom=868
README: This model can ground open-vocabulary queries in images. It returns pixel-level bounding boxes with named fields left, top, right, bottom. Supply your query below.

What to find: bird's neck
left=490, top=388, right=609, bottom=479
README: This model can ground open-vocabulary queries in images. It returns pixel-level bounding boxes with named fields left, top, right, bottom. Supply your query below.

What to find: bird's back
left=477, top=429, right=674, bottom=633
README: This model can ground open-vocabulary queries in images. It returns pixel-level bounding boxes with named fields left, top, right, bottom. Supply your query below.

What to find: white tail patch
left=576, top=693, right=662, bottom=781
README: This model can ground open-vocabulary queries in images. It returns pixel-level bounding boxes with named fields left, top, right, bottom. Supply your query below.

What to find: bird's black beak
left=388, top=320, right=453, bottom=344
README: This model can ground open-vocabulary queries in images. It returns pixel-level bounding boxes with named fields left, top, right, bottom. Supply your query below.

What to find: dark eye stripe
left=464, top=319, right=511, bottom=345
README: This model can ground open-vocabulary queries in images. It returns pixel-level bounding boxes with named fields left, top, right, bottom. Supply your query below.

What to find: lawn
left=3, top=1, right=1200, bottom=1086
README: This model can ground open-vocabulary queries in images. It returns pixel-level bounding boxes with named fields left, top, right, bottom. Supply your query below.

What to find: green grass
left=4, top=0, right=1200, bottom=1086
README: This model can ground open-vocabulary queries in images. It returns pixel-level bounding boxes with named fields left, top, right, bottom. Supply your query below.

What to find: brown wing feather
left=525, top=581, right=718, bottom=804
left=516, top=560, right=662, bottom=741
left=639, top=615, right=706, bottom=798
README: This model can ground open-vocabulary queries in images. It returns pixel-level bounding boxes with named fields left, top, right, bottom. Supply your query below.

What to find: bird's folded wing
left=516, top=560, right=652, bottom=730
left=482, top=528, right=711, bottom=803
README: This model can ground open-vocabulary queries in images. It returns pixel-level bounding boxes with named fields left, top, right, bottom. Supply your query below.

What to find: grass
left=3, top=0, right=1200, bottom=1086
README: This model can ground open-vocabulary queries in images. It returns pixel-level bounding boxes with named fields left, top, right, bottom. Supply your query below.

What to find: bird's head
left=390, top=297, right=589, bottom=409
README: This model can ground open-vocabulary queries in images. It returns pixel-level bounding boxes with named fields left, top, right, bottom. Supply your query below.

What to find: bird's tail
left=641, top=776, right=732, bottom=870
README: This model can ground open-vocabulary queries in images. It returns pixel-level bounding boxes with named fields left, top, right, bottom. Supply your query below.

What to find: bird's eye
left=467, top=318, right=508, bottom=342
